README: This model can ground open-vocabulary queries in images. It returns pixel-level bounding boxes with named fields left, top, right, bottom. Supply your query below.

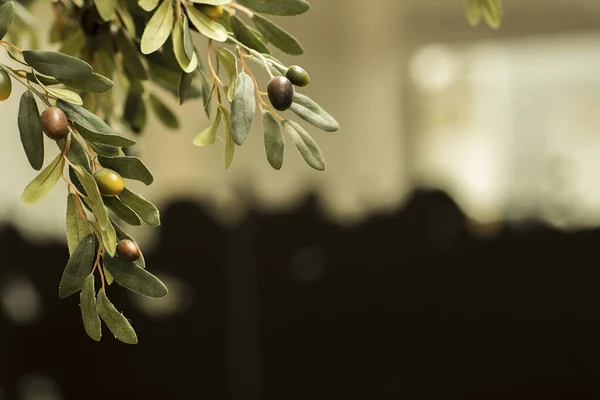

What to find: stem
left=207, top=40, right=225, bottom=87
left=228, top=36, right=285, bottom=78
left=228, top=3, right=254, bottom=18
left=0, top=63, right=51, bottom=106
left=175, top=0, right=182, bottom=20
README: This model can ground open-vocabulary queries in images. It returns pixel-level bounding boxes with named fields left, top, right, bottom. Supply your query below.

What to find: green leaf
left=178, top=71, right=194, bottom=105
left=124, top=90, right=147, bottom=133
left=0, top=2, right=16, bottom=41
left=253, top=14, right=303, bottom=55
left=58, top=234, right=96, bottom=299
left=119, top=188, right=160, bottom=226
left=73, top=165, right=110, bottom=229
left=148, top=94, right=179, bottom=129
left=188, top=0, right=232, bottom=4
left=282, top=120, right=325, bottom=171
left=17, top=90, right=44, bottom=171
left=220, top=105, right=235, bottom=169
left=57, top=100, right=136, bottom=147
left=23, top=50, right=93, bottom=80
left=104, top=255, right=168, bottom=298
left=96, top=219, right=117, bottom=256
left=465, top=0, right=483, bottom=26
left=186, top=3, right=228, bottom=42
left=26, top=72, right=59, bottom=86
left=104, top=196, right=141, bottom=226
left=193, top=108, right=222, bottom=147
left=230, top=72, right=255, bottom=146
left=182, top=15, right=195, bottom=59
left=138, top=0, right=159, bottom=11
left=172, top=19, right=198, bottom=73
left=214, top=47, right=237, bottom=101
left=96, top=289, right=138, bottom=344
left=89, top=142, right=125, bottom=158
left=235, top=0, right=309, bottom=16
left=94, top=0, right=116, bottom=21
left=66, top=193, right=90, bottom=256
left=111, top=219, right=146, bottom=269
left=116, top=31, right=148, bottom=81
left=80, top=274, right=102, bottom=342
left=262, top=110, right=284, bottom=170
left=57, top=73, right=115, bottom=93
left=116, top=0, right=136, bottom=36
left=482, top=0, right=503, bottom=29
left=141, top=0, right=174, bottom=55
left=97, top=155, right=154, bottom=185
left=45, top=87, right=83, bottom=105
left=230, top=15, right=269, bottom=54
left=65, top=137, right=90, bottom=171
left=289, top=93, right=340, bottom=132
left=21, top=153, right=64, bottom=205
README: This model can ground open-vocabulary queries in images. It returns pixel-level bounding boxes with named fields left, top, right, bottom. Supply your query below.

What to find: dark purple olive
left=40, top=107, right=69, bottom=140
left=267, top=76, right=294, bottom=111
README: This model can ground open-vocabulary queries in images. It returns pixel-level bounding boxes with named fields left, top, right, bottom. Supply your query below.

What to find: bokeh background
left=3, top=0, right=600, bottom=399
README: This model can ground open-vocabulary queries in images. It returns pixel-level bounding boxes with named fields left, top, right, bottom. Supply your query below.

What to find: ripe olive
left=195, top=4, right=223, bottom=20
left=286, top=65, right=310, bottom=87
left=267, top=76, right=295, bottom=111
left=93, top=168, right=125, bottom=197
left=40, top=107, right=69, bottom=140
left=116, top=239, right=141, bottom=262
left=0, top=68, right=11, bottom=101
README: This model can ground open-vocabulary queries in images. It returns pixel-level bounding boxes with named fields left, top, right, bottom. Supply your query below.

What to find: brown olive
left=92, top=168, right=125, bottom=197
left=286, top=65, right=310, bottom=87
left=116, top=239, right=141, bottom=262
left=267, top=76, right=295, bottom=111
left=40, top=107, right=69, bottom=140
left=195, top=4, right=223, bottom=20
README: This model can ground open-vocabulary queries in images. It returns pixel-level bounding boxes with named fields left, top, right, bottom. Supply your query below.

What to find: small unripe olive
left=195, top=4, right=223, bottom=20
left=0, top=68, right=11, bottom=101
left=116, top=239, right=141, bottom=262
left=286, top=65, right=310, bottom=87
left=93, top=168, right=125, bottom=197
left=267, top=76, right=295, bottom=111
left=40, top=107, right=69, bottom=140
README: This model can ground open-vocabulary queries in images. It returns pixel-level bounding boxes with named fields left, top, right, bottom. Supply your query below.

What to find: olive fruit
left=93, top=168, right=125, bottom=197
left=286, top=65, right=310, bottom=87
left=195, top=4, right=223, bottom=20
left=40, top=107, right=69, bottom=140
left=267, top=76, right=295, bottom=111
left=0, top=68, right=12, bottom=101
left=116, top=239, right=141, bottom=262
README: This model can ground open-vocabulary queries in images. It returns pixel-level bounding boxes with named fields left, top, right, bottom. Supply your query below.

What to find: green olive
left=40, top=107, right=69, bottom=140
left=0, top=68, right=12, bottom=101
left=93, top=168, right=125, bottom=197
left=267, top=76, right=295, bottom=111
left=116, top=239, right=141, bottom=262
left=286, top=65, right=310, bottom=87
left=195, top=4, right=223, bottom=20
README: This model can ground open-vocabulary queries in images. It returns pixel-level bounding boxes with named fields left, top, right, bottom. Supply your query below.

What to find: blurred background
left=3, top=0, right=600, bottom=398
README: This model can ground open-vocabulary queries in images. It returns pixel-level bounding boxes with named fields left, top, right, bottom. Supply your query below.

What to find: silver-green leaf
left=57, top=73, right=115, bottom=93
left=21, top=153, right=64, bottom=205
left=104, top=196, right=142, bottom=226
left=73, top=165, right=110, bottom=230
left=193, top=108, right=222, bottom=147
left=97, top=155, right=154, bottom=185
left=253, top=14, right=303, bottom=55
left=186, top=4, right=228, bottom=42
left=119, top=188, right=160, bottom=226
left=58, top=234, right=96, bottom=299
left=80, top=274, right=102, bottom=342
left=97, top=289, right=138, bottom=344
left=0, top=2, right=16, bottom=41
left=230, top=72, right=256, bottom=146
left=141, top=0, right=174, bottom=55
left=235, top=0, right=309, bottom=16
left=282, top=120, right=325, bottom=171
left=23, top=50, right=93, bottom=80
left=262, top=110, right=284, bottom=170
left=66, top=193, right=90, bottom=256
left=17, top=90, right=44, bottom=171
left=230, top=15, right=270, bottom=54
left=289, top=93, right=340, bottom=132
left=104, top=255, right=168, bottom=298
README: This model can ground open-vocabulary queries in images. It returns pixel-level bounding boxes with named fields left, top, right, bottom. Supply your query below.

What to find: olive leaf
left=23, top=50, right=93, bottom=80
left=112, top=219, right=146, bottom=269
left=89, top=142, right=125, bottom=158
left=96, top=218, right=117, bottom=256
left=172, top=19, right=198, bottom=73
left=119, top=188, right=160, bottom=226
left=235, top=0, right=309, bottom=16
left=115, top=0, right=136, bottom=36
left=138, top=0, right=159, bottom=12
left=116, top=31, right=148, bottom=81
left=0, top=1, right=16, bottom=41
left=96, top=289, right=138, bottom=344
left=124, top=90, right=147, bottom=133
left=80, top=274, right=101, bottom=342
left=262, top=110, right=284, bottom=170
left=73, top=165, right=110, bottom=230
left=178, top=71, right=194, bottom=105
left=57, top=73, right=115, bottom=93
left=26, top=72, right=59, bottom=86
left=66, top=193, right=90, bottom=256
left=17, top=90, right=44, bottom=171
left=21, top=153, right=64, bottom=205
left=58, top=234, right=97, bottom=298
left=45, top=87, right=83, bottom=105
left=289, top=93, right=340, bottom=132
left=97, top=155, right=154, bottom=185
left=214, top=47, right=237, bottom=101
left=141, top=0, right=174, bottom=55
left=149, top=94, right=179, bottom=129
left=193, top=108, right=222, bottom=147
left=481, top=0, right=503, bottom=29
left=282, top=120, right=325, bottom=171
left=253, top=14, right=303, bottom=55
left=230, top=15, right=270, bottom=54
left=185, top=3, right=228, bottom=42
left=182, top=14, right=194, bottom=59
left=220, top=105, right=235, bottom=169
left=104, top=196, right=142, bottom=226
left=465, top=0, right=483, bottom=26
left=230, top=72, right=256, bottom=146
left=187, top=0, right=232, bottom=4
left=57, top=100, right=136, bottom=147
left=64, top=137, right=90, bottom=171
left=94, top=0, right=116, bottom=21
left=104, top=255, right=168, bottom=298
